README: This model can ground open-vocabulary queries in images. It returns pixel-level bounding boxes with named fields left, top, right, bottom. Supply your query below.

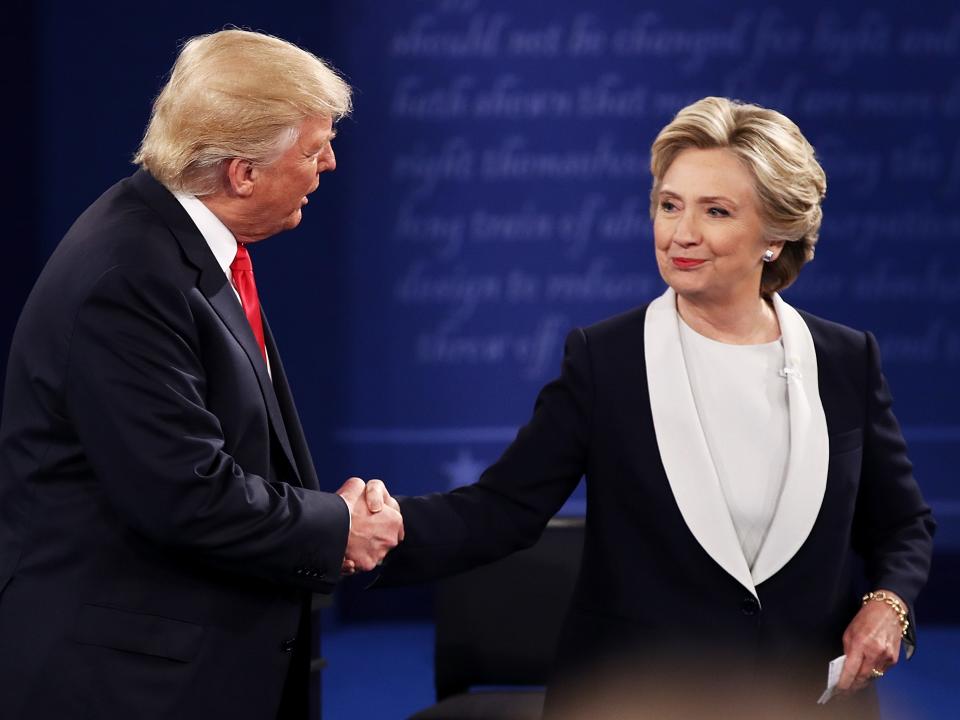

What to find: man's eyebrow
left=305, top=131, right=336, bottom=153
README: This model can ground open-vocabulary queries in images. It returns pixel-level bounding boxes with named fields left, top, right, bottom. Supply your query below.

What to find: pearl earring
left=762, top=249, right=775, bottom=263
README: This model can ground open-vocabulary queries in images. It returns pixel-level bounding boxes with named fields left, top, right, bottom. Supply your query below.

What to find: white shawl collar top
left=644, top=287, right=829, bottom=602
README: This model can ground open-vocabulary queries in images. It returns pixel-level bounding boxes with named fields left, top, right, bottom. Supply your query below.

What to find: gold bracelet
left=862, top=591, right=909, bottom=638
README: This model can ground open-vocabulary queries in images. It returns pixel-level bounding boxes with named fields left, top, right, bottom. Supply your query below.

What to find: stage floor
left=323, top=622, right=960, bottom=719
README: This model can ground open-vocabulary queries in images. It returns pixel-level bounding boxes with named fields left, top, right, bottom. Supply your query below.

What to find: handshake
left=335, top=477, right=404, bottom=574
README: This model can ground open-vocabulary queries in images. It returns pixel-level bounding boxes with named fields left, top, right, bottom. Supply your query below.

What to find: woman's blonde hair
left=650, top=97, right=826, bottom=296
left=134, top=29, right=352, bottom=196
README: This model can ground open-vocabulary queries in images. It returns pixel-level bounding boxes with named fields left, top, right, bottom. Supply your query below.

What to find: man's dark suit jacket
left=0, top=170, right=348, bottom=720
left=380, top=290, right=934, bottom=715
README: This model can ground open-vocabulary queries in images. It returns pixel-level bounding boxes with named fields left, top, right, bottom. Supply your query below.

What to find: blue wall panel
left=16, top=1, right=960, bottom=563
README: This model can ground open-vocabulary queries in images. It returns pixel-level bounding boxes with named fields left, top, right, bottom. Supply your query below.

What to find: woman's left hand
left=836, top=590, right=904, bottom=692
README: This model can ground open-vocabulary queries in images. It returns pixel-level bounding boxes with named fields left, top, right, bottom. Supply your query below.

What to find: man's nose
left=320, top=145, right=336, bottom=173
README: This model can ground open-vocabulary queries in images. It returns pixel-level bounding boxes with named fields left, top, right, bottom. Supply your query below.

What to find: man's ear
left=224, top=158, right=256, bottom=198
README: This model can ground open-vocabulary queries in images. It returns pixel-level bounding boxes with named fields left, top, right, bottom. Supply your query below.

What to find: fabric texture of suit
left=0, top=170, right=348, bottom=720
left=380, top=288, right=934, bottom=716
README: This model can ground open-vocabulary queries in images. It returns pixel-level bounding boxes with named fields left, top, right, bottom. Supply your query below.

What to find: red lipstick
left=672, top=258, right=706, bottom=269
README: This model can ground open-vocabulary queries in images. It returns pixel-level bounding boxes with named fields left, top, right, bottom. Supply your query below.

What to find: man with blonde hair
left=0, top=29, right=401, bottom=720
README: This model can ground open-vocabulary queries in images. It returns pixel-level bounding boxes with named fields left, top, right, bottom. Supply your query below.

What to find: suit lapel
left=751, top=294, right=828, bottom=585
left=206, top=289, right=303, bottom=485
left=644, top=287, right=830, bottom=596
left=644, top=288, right=758, bottom=599
left=261, top=314, right=308, bottom=487
left=129, top=169, right=302, bottom=485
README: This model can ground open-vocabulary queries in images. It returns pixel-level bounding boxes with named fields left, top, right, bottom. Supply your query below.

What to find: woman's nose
left=672, top=211, right=699, bottom=246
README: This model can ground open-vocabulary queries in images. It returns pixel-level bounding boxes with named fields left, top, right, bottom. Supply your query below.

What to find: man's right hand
left=335, top=477, right=404, bottom=573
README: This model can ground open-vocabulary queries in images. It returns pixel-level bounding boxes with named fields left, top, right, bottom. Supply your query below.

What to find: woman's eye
left=707, top=207, right=730, bottom=217
left=660, top=201, right=677, bottom=212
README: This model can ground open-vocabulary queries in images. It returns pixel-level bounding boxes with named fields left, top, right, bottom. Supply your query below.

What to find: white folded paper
left=816, top=654, right=846, bottom=704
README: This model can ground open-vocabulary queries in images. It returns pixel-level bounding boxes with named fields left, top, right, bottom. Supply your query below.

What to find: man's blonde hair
left=650, top=97, right=826, bottom=297
left=134, top=29, right=352, bottom=196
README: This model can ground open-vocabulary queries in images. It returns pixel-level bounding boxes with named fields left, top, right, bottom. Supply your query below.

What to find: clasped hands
left=336, top=477, right=404, bottom=574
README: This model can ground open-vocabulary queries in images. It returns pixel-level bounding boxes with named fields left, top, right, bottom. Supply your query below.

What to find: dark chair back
left=433, top=517, right=585, bottom=701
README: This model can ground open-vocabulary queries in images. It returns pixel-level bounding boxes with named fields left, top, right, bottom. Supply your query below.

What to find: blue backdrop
left=6, top=1, right=958, bottom=622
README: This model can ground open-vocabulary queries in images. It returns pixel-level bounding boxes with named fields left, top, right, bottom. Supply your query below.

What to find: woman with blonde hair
left=380, top=96, right=934, bottom=717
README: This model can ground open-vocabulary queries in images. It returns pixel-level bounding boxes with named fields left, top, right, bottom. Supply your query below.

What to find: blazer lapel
left=644, top=287, right=758, bottom=600
left=751, top=294, right=829, bottom=585
left=129, top=170, right=302, bottom=485
left=261, top=313, right=306, bottom=487
left=206, top=289, right=302, bottom=486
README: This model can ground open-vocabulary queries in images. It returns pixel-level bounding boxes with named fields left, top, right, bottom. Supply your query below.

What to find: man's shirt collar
left=172, top=192, right=238, bottom=279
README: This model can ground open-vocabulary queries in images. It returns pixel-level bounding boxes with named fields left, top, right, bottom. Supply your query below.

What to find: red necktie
left=230, top=244, right=268, bottom=363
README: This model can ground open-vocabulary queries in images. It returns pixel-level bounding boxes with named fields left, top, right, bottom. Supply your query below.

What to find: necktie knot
left=231, top=243, right=253, bottom=273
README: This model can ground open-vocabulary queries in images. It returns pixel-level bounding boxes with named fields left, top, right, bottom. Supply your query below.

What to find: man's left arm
left=65, top=264, right=364, bottom=590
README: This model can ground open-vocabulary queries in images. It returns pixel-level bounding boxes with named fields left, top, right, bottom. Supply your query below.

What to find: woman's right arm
left=378, top=327, right=594, bottom=584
